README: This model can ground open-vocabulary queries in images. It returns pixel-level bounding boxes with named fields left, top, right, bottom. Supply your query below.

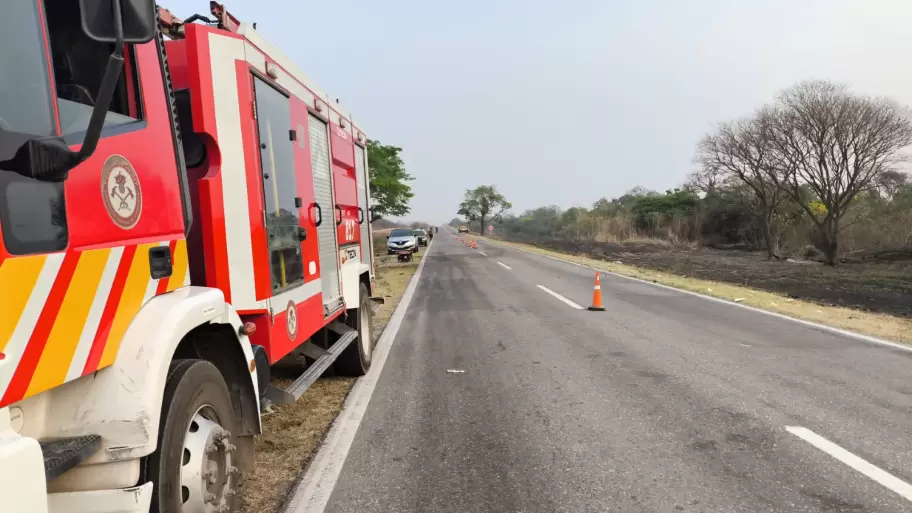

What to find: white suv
left=387, top=228, right=419, bottom=254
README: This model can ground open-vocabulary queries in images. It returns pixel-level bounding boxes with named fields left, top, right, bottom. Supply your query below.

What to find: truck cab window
left=44, top=0, right=142, bottom=137
left=0, top=178, right=67, bottom=254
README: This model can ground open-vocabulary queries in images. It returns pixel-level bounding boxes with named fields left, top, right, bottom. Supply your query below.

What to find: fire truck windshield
left=0, top=0, right=56, bottom=146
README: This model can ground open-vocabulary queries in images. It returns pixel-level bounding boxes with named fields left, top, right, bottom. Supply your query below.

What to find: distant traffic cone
left=588, top=272, right=605, bottom=311
left=472, top=241, right=477, bottom=249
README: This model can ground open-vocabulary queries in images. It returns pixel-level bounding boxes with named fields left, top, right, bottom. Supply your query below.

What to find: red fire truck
left=0, top=1, right=377, bottom=511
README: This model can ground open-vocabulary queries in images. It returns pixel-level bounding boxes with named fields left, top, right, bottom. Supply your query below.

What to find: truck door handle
left=357, top=207, right=364, bottom=224
left=312, top=203, right=323, bottom=226
left=149, top=246, right=173, bottom=280
left=335, top=205, right=343, bottom=226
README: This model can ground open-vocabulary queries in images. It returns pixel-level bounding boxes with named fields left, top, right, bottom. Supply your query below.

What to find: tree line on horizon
left=454, top=81, right=912, bottom=266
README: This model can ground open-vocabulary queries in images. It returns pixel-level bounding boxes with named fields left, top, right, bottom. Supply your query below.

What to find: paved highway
left=314, top=228, right=912, bottom=512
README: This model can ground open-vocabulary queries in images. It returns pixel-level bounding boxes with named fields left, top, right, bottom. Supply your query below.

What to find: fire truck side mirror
left=79, top=0, right=157, bottom=44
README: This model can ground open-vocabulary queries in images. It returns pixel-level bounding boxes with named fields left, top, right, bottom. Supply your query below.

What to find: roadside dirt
left=237, top=246, right=424, bottom=513
left=528, top=239, right=912, bottom=318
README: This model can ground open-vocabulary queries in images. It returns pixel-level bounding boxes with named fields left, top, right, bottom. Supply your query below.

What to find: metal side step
left=40, top=435, right=102, bottom=481
left=327, top=320, right=354, bottom=336
left=265, top=328, right=359, bottom=405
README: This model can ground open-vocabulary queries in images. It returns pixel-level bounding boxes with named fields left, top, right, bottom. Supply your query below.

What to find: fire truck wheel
left=143, top=359, right=240, bottom=513
left=336, top=283, right=373, bottom=376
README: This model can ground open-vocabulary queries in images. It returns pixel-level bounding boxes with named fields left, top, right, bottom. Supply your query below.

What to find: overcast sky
left=171, top=0, right=912, bottom=224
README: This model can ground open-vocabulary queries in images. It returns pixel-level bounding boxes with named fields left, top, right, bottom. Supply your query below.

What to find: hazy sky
left=170, top=0, right=912, bottom=223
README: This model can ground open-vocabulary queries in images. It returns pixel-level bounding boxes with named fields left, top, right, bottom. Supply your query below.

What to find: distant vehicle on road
left=413, top=229, right=429, bottom=246
left=458, top=225, right=469, bottom=233
left=388, top=229, right=420, bottom=254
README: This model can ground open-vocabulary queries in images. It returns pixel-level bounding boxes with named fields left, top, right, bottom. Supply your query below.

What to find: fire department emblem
left=286, top=301, right=298, bottom=341
left=101, top=155, right=142, bottom=229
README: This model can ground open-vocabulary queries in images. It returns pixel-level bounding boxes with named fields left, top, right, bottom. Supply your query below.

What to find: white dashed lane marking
left=536, top=285, right=583, bottom=310
left=786, top=426, right=912, bottom=503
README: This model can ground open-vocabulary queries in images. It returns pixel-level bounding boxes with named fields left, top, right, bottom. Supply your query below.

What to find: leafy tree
left=457, top=185, right=512, bottom=234
left=630, top=189, right=699, bottom=229
left=367, top=140, right=413, bottom=221
left=699, top=187, right=759, bottom=246
left=874, top=170, right=909, bottom=201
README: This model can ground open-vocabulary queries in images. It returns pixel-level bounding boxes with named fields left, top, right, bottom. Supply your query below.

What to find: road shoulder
left=237, top=244, right=431, bottom=513
left=280, top=239, right=434, bottom=513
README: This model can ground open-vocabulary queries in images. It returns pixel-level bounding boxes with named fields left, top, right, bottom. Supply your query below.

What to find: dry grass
left=237, top=248, right=424, bottom=513
left=487, top=238, right=912, bottom=344
left=371, top=251, right=421, bottom=332
left=238, top=377, right=355, bottom=513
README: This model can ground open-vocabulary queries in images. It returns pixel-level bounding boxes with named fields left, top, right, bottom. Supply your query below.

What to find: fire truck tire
left=143, top=359, right=241, bottom=513
left=335, top=283, right=372, bottom=376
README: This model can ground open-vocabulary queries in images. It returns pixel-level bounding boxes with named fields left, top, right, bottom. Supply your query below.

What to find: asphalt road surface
left=323, top=229, right=912, bottom=513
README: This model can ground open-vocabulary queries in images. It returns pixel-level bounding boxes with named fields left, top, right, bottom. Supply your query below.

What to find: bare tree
left=766, top=81, right=912, bottom=265
left=696, top=116, right=785, bottom=259
left=685, top=165, right=723, bottom=195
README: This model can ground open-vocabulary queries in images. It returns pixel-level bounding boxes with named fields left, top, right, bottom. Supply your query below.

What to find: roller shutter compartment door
left=308, top=114, right=341, bottom=303
left=355, top=145, right=372, bottom=271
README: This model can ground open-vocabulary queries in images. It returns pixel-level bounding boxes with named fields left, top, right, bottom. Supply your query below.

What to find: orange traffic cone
left=472, top=241, right=477, bottom=249
left=588, top=272, right=605, bottom=311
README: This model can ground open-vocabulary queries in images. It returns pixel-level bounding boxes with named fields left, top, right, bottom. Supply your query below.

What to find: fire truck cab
left=0, top=1, right=376, bottom=512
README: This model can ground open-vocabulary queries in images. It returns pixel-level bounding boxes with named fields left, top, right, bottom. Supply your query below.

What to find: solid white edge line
left=786, top=426, right=912, bottom=502
left=483, top=238, right=912, bottom=353
left=497, top=261, right=512, bottom=270
left=537, top=284, right=584, bottom=310
left=284, top=239, right=434, bottom=513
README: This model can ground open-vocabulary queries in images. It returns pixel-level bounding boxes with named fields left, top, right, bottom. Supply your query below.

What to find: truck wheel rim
left=360, top=305, right=372, bottom=363
left=180, top=405, right=235, bottom=513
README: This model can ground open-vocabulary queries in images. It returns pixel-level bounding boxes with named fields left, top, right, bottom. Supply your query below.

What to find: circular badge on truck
left=101, top=155, right=142, bottom=229
left=286, top=301, right=298, bottom=341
